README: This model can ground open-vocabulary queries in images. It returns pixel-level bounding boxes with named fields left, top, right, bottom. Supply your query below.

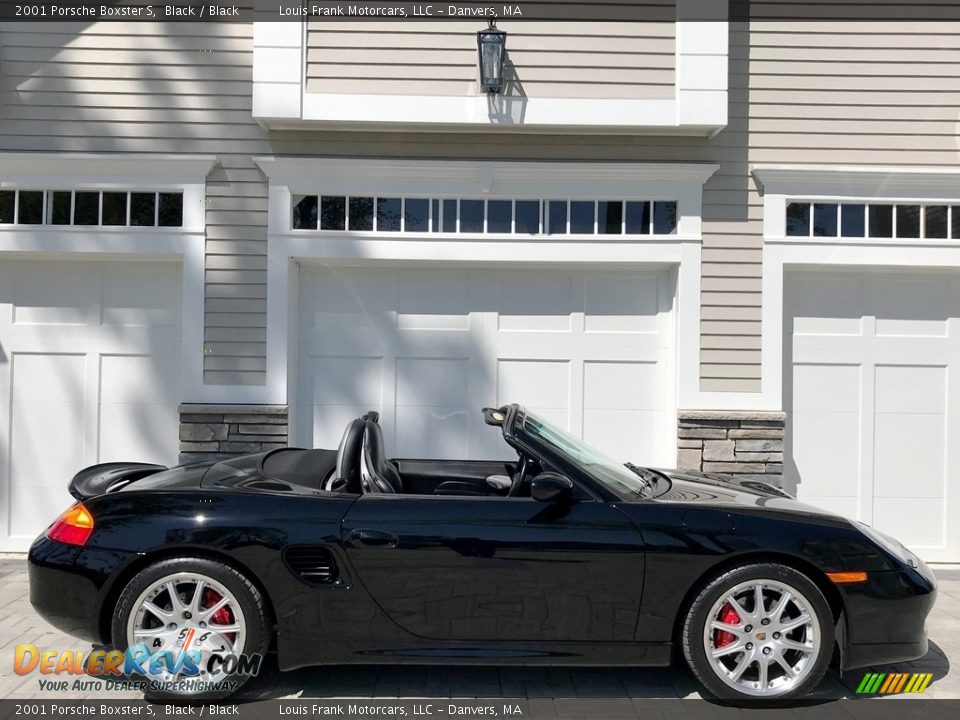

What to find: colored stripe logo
left=856, top=672, right=933, bottom=694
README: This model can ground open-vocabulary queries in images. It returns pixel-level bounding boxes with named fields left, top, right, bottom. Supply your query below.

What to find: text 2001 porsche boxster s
left=29, top=404, right=935, bottom=702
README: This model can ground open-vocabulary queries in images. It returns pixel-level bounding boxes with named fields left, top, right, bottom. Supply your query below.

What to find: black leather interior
left=360, top=421, right=404, bottom=494
left=393, top=460, right=517, bottom=495
left=334, top=418, right=367, bottom=493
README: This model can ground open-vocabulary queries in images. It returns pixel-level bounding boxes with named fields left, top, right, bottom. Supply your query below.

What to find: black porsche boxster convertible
left=29, top=404, right=935, bottom=702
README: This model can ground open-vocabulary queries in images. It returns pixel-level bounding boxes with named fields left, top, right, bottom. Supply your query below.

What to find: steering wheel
left=509, top=454, right=529, bottom=497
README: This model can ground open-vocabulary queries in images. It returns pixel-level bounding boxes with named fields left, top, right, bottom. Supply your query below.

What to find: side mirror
left=531, top=473, right=574, bottom=503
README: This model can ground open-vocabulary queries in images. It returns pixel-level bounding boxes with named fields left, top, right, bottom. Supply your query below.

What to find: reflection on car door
left=341, top=494, right=645, bottom=642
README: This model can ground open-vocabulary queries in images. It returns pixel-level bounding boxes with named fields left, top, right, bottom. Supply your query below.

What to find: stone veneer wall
left=677, top=411, right=786, bottom=483
left=179, top=405, right=289, bottom=464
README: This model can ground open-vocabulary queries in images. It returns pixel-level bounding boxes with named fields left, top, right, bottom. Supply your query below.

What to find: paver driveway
left=1, top=557, right=957, bottom=701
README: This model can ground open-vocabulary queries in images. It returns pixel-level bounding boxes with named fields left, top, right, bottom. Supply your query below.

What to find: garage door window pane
left=158, top=193, right=183, bottom=227
left=813, top=203, right=838, bottom=237
left=841, top=204, right=865, bottom=237
left=292, top=195, right=318, bottom=229
left=626, top=201, right=651, bottom=234
left=349, top=197, right=374, bottom=231
left=487, top=200, right=512, bottom=233
left=547, top=201, right=567, bottom=235
left=954, top=207, right=960, bottom=240
left=515, top=200, right=540, bottom=234
left=653, top=201, right=678, bottom=235
left=570, top=201, right=595, bottom=234
left=598, top=201, right=623, bottom=235
left=431, top=199, right=441, bottom=233
left=17, top=191, right=43, bottom=224
left=320, top=196, right=346, bottom=230
left=786, top=203, right=810, bottom=236
left=49, top=191, right=72, bottom=225
left=0, top=191, right=14, bottom=223
left=869, top=205, right=893, bottom=238
left=897, top=205, right=921, bottom=239
left=442, top=199, right=457, bottom=233
left=404, top=198, right=430, bottom=233
left=102, top=192, right=128, bottom=226
left=74, top=192, right=99, bottom=225
left=131, top=193, right=157, bottom=227
left=377, top=198, right=402, bottom=232
left=926, top=206, right=948, bottom=239
left=460, top=200, right=485, bottom=233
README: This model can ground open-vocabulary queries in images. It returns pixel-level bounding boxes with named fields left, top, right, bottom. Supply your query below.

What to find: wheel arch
left=98, top=546, right=278, bottom=646
left=670, top=551, right=845, bottom=650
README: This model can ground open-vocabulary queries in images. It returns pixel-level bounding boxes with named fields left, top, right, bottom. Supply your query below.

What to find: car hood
left=642, top=468, right=837, bottom=517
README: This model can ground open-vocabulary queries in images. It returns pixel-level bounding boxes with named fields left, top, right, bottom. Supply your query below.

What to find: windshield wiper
left=624, top=462, right=656, bottom=496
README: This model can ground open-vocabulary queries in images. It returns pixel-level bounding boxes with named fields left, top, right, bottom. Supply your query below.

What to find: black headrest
left=361, top=421, right=403, bottom=494
left=335, top=417, right=366, bottom=493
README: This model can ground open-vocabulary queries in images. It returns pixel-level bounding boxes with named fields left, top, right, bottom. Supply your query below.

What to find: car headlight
left=856, top=521, right=918, bottom=567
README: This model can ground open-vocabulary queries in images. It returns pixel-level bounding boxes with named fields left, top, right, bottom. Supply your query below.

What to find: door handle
left=350, top=529, right=399, bottom=548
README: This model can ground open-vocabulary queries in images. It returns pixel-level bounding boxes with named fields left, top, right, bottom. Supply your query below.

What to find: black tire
left=111, top=556, right=271, bottom=702
left=681, top=562, right=833, bottom=703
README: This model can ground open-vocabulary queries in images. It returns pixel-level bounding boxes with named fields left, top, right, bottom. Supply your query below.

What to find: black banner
left=5, top=1, right=960, bottom=23
left=2, top=700, right=960, bottom=720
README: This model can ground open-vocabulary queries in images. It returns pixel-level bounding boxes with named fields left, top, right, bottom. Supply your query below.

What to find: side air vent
left=283, top=546, right=339, bottom=586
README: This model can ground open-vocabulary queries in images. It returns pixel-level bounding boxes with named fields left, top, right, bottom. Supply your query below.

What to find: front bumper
left=840, top=560, right=937, bottom=670
left=28, top=535, right=138, bottom=645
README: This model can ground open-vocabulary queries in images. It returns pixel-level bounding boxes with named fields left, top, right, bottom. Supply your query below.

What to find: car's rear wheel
left=682, top=563, right=833, bottom=703
left=111, top=557, right=270, bottom=701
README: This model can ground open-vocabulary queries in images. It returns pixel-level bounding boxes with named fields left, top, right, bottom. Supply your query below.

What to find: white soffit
left=752, top=165, right=960, bottom=201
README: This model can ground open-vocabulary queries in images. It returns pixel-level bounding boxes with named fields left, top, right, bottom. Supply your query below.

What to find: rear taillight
left=46, top=503, right=95, bottom=546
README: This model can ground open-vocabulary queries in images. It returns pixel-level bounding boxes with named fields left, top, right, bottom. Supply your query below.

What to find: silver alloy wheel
left=701, top=579, right=820, bottom=697
left=126, top=572, right=247, bottom=690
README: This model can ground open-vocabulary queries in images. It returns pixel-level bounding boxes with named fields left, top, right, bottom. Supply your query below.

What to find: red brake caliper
left=714, top=602, right=741, bottom=648
left=202, top=588, right=235, bottom=640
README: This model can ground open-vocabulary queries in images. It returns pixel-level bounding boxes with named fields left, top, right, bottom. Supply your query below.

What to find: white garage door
left=297, top=265, right=675, bottom=465
left=785, top=270, right=960, bottom=562
left=0, top=259, right=182, bottom=551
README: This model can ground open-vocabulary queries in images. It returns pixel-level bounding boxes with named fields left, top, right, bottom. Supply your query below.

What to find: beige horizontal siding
left=306, top=20, right=676, bottom=99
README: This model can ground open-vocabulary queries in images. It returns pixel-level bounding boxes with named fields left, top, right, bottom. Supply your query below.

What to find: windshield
left=520, top=412, right=651, bottom=498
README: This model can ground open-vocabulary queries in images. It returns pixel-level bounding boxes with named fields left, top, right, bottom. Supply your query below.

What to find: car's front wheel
left=111, top=557, right=271, bottom=701
left=682, top=563, right=833, bottom=702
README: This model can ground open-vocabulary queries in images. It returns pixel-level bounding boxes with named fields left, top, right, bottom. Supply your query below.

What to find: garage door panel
left=11, top=399, right=84, bottom=488
left=584, top=274, right=661, bottom=335
left=7, top=266, right=95, bottom=326
left=310, top=356, right=384, bottom=406
left=791, top=364, right=860, bottom=412
left=395, top=406, right=470, bottom=459
left=497, top=274, right=575, bottom=332
left=786, top=270, right=960, bottom=561
left=583, top=409, right=663, bottom=461
left=874, top=414, right=945, bottom=499
left=299, top=266, right=674, bottom=467
left=875, top=365, right=946, bottom=414
left=874, top=498, right=945, bottom=549
left=787, top=411, right=861, bottom=497
left=9, top=485, right=74, bottom=539
left=100, top=265, right=181, bottom=327
left=0, top=260, right=182, bottom=550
